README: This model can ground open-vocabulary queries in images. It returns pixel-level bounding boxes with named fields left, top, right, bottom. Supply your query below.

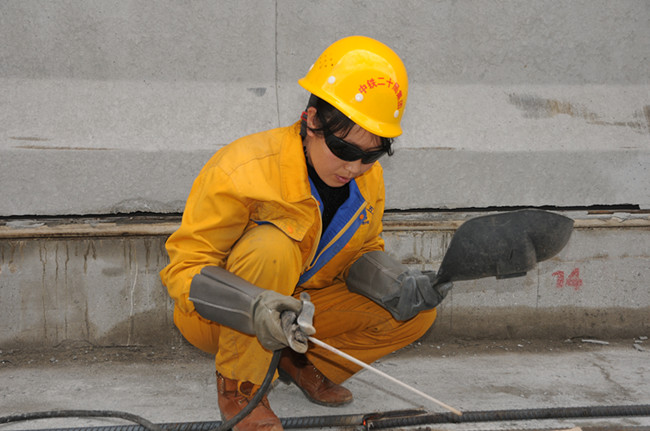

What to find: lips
left=335, top=175, right=351, bottom=185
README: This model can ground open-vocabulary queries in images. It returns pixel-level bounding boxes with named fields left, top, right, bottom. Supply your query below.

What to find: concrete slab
left=1, top=338, right=649, bottom=430
left=2, top=79, right=648, bottom=216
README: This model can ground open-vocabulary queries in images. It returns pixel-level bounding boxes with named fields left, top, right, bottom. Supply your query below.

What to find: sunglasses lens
left=325, top=136, right=360, bottom=161
left=325, top=134, right=385, bottom=163
left=361, top=151, right=385, bottom=164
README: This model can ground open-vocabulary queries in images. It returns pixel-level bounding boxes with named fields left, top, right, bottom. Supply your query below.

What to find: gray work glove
left=190, top=266, right=316, bottom=353
left=387, top=269, right=452, bottom=321
left=252, top=290, right=305, bottom=352
left=418, top=269, right=453, bottom=307
left=347, top=250, right=454, bottom=321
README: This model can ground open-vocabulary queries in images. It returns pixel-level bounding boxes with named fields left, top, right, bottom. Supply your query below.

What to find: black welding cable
left=0, top=409, right=163, bottom=431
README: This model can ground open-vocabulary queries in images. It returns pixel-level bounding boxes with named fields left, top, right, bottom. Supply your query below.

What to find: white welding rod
left=308, top=336, right=462, bottom=416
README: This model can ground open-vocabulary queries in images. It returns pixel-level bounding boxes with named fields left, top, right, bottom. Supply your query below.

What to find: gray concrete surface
left=1, top=338, right=649, bottom=430
left=1, top=211, right=648, bottom=350
left=1, top=1, right=649, bottom=216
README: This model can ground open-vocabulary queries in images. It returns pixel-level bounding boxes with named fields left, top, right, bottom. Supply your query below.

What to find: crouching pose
left=160, top=36, right=451, bottom=431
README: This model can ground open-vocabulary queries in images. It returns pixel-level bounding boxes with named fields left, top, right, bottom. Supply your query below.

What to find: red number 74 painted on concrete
left=552, top=268, right=584, bottom=290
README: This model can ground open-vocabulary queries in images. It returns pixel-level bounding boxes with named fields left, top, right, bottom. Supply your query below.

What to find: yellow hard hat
left=299, top=35, right=408, bottom=138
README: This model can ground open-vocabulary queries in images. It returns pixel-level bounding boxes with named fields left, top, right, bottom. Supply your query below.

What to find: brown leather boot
left=216, top=371, right=283, bottom=431
left=278, top=348, right=353, bottom=407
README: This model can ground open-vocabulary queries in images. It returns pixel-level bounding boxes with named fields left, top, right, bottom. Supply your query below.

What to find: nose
left=344, top=159, right=364, bottom=176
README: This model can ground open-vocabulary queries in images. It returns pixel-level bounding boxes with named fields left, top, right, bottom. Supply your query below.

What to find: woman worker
left=160, top=36, right=452, bottom=431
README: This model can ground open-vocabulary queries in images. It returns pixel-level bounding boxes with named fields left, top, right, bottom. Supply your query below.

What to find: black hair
left=301, top=94, right=394, bottom=156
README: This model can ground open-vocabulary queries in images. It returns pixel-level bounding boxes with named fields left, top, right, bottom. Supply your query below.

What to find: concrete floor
left=1, top=337, right=649, bottom=430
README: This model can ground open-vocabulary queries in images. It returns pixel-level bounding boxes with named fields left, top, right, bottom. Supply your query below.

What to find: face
left=303, top=107, right=384, bottom=188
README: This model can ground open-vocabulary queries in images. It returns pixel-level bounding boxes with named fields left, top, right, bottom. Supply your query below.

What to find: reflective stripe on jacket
left=160, top=121, right=386, bottom=314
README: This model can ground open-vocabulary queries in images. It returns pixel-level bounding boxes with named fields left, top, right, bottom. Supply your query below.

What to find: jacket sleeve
left=160, top=163, right=251, bottom=314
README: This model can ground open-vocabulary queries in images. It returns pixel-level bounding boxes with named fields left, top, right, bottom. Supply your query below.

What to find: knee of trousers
left=398, top=307, right=438, bottom=343
left=225, top=223, right=302, bottom=296
left=173, top=306, right=221, bottom=355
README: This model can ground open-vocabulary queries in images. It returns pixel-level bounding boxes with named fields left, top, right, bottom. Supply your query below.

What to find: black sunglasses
left=323, top=130, right=386, bottom=164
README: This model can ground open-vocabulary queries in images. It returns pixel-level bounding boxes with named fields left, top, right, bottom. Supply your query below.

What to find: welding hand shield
left=430, top=209, right=574, bottom=288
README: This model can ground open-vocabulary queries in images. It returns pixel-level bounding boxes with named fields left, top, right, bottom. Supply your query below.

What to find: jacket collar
left=279, top=121, right=380, bottom=204
left=280, top=121, right=313, bottom=203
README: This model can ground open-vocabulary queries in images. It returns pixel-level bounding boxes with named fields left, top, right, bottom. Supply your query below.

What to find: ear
left=305, top=106, right=320, bottom=137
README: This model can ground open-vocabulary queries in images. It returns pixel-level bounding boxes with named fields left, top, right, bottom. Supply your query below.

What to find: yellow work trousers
left=173, top=224, right=437, bottom=385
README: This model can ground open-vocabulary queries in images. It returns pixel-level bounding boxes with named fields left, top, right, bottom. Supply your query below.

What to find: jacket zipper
left=302, top=195, right=323, bottom=274
left=302, top=198, right=366, bottom=274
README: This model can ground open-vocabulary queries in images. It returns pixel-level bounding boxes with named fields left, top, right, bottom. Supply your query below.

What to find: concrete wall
left=1, top=0, right=648, bottom=216
left=1, top=211, right=648, bottom=349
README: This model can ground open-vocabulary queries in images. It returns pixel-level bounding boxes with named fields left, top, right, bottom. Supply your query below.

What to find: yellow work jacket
left=161, top=121, right=386, bottom=314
